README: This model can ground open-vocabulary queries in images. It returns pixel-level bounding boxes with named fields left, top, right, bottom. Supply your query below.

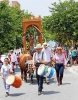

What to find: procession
left=0, top=0, right=78, bottom=100
left=0, top=42, right=78, bottom=97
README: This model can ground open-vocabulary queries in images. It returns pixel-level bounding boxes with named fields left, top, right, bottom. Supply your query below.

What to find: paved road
left=0, top=66, right=78, bottom=100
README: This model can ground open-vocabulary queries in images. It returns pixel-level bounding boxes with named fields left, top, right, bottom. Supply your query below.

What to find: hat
left=56, top=47, right=62, bottom=50
left=35, top=44, right=43, bottom=49
left=10, top=50, right=13, bottom=52
left=43, top=42, right=48, bottom=47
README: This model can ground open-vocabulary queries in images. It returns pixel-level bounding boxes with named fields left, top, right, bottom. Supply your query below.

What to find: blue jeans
left=55, top=63, right=64, bottom=77
left=3, top=79, right=10, bottom=93
left=36, top=68, right=43, bottom=92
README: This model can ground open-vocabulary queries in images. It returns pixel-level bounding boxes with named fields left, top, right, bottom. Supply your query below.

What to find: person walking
left=10, top=50, right=17, bottom=73
left=71, top=47, right=77, bottom=66
left=53, top=47, right=66, bottom=86
left=1, top=58, right=13, bottom=97
left=33, top=44, right=48, bottom=95
left=42, top=42, right=53, bottom=84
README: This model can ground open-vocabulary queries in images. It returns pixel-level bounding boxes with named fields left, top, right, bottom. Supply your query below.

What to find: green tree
left=42, top=16, right=56, bottom=42
left=0, top=2, right=31, bottom=53
left=43, top=0, right=78, bottom=45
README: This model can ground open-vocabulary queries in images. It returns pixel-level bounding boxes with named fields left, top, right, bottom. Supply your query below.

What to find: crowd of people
left=32, top=43, right=67, bottom=95
left=0, top=43, right=78, bottom=96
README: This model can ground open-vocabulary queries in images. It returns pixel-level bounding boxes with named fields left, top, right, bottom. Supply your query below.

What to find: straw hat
left=35, top=44, right=43, bottom=49
left=10, top=50, right=13, bottom=53
left=10, top=50, right=13, bottom=52
left=56, top=47, right=62, bottom=50
left=43, top=42, right=48, bottom=47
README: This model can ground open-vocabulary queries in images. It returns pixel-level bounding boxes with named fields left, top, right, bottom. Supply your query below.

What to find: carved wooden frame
left=22, top=15, right=42, bottom=54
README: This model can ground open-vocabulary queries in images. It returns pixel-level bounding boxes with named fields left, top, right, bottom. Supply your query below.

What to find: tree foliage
left=42, top=0, right=78, bottom=45
left=0, top=2, right=31, bottom=53
left=42, top=16, right=56, bottom=42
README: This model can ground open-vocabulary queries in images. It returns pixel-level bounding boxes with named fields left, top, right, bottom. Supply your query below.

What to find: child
left=1, top=58, right=13, bottom=97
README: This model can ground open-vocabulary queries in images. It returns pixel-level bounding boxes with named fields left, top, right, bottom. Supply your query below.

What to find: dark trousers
left=12, top=62, right=15, bottom=66
left=55, top=63, right=64, bottom=77
left=12, top=62, right=15, bottom=73
left=36, top=68, right=43, bottom=92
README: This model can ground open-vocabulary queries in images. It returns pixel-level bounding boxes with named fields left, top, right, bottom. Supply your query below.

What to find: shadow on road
left=26, top=78, right=37, bottom=85
left=49, top=78, right=56, bottom=84
left=26, top=77, right=56, bottom=85
left=9, top=93, right=25, bottom=97
left=62, top=83, right=71, bottom=85
left=42, top=91, right=60, bottom=95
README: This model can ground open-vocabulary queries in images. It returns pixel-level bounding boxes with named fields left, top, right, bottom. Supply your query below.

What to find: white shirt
left=42, top=47, right=52, bottom=62
left=11, top=53, right=17, bottom=62
left=33, top=51, right=47, bottom=63
left=1, top=64, right=12, bottom=74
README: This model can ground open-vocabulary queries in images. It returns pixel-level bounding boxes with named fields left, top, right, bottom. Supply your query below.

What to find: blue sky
left=1, top=0, right=78, bottom=17
left=10, top=0, right=62, bottom=17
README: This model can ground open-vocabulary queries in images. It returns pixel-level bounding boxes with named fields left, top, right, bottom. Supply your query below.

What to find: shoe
left=5, top=92, right=9, bottom=97
left=46, top=81, right=50, bottom=84
left=60, top=82, right=62, bottom=85
left=60, top=77, right=63, bottom=85
left=60, top=81, right=62, bottom=85
left=57, top=77, right=60, bottom=86
left=41, top=90, right=44, bottom=93
left=38, top=92, right=41, bottom=95
left=58, top=82, right=60, bottom=86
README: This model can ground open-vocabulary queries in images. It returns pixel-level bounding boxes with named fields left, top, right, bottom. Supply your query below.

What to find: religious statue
left=28, top=34, right=34, bottom=55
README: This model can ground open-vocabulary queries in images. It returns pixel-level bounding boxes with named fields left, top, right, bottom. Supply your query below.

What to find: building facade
left=12, top=1, right=20, bottom=8
left=1, top=0, right=20, bottom=9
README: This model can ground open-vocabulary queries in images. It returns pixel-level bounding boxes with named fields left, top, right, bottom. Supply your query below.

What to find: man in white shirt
left=42, top=42, right=53, bottom=84
left=33, top=44, right=48, bottom=95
